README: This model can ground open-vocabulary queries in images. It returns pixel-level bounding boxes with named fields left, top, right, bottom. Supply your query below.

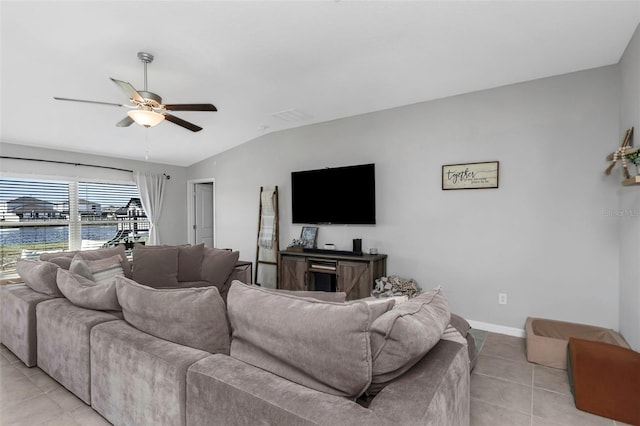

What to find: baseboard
left=468, top=320, right=526, bottom=338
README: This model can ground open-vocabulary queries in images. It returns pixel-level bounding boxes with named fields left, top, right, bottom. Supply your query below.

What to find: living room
left=1, top=1, right=639, bottom=425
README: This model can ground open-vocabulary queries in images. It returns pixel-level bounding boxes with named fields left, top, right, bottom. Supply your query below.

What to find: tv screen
left=291, top=163, right=376, bottom=225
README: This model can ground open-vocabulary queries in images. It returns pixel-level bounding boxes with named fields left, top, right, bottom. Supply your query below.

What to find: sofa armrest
left=369, top=340, right=470, bottom=426
left=187, top=354, right=383, bottom=426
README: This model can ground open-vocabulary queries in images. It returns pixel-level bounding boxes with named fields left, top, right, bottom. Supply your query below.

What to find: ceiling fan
left=54, top=52, right=216, bottom=132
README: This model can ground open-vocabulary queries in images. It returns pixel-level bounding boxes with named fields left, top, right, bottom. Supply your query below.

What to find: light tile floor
left=0, top=332, right=630, bottom=426
left=468, top=329, right=631, bottom=426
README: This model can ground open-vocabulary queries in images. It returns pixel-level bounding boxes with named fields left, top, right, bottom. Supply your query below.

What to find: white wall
left=0, top=143, right=188, bottom=245
left=188, top=65, right=622, bottom=331
left=618, top=23, right=640, bottom=351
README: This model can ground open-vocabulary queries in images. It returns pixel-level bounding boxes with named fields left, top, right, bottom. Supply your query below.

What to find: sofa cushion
left=57, top=269, right=121, bottom=311
left=369, top=287, right=450, bottom=394
left=115, top=276, right=230, bottom=354
left=177, top=243, right=204, bottom=282
left=227, top=281, right=380, bottom=398
left=201, top=247, right=239, bottom=287
left=72, top=245, right=132, bottom=278
left=90, top=320, right=210, bottom=426
left=16, top=259, right=63, bottom=297
left=132, top=245, right=180, bottom=288
left=36, top=298, right=120, bottom=404
left=0, top=284, right=54, bottom=366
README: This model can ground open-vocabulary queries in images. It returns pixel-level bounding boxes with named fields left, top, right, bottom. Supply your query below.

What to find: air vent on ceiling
left=271, top=108, right=312, bottom=122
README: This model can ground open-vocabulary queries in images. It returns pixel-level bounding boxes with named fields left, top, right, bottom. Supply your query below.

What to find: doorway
left=187, top=179, right=215, bottom=247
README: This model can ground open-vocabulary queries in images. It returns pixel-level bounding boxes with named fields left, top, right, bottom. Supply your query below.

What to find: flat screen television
left=291, top=163, right=376, bottom=225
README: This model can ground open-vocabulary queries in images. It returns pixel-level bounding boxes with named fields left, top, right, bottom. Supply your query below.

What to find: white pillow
left=70, top=254, right=124, bottom=285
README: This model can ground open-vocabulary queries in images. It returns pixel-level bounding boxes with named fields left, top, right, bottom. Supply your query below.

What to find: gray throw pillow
left=115, top=276, right=230, bottom=354
left=48, top=257, right=73, bottom=270
left=39, top=251, right=78, bottom=262
left=73, top=245, right=132, bottom=278
left=132, top=245, right=179, bottom=288
left=177, top=243, right=204, bottom=282
left=201, top=247, right=239, bottom=286
left=56, top=269, right=121, bottom=311
left=16, top=259, right=63, bottom=297
left=368, top=287, right=450, bottom=394
left=227, top=281, right=376, bottom=398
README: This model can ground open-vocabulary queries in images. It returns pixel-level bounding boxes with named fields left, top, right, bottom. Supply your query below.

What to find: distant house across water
left=5, top=196, right=63, bottom=220
left=53, top=199, right=102, bottom=216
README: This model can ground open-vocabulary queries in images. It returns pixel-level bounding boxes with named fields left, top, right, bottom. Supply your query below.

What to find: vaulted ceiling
left=2, top=1, right=639, bottom=166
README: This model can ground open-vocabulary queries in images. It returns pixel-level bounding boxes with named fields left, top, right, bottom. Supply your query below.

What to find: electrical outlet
left=498, top=293, right=507, bottom=305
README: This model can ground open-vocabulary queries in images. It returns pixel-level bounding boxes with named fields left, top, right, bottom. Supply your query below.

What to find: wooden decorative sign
left=442, top=161, right=499, bottom=190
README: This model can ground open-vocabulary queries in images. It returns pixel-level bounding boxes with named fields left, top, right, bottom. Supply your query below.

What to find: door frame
left=187, top=178, right=216, bottom=247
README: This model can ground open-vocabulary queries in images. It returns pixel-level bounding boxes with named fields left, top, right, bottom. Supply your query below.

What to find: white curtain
left=134, top=172, right=166, bottom=245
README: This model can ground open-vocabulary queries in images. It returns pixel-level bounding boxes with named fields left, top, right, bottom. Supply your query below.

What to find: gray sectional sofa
left=0, top=244, right=474, bottom=426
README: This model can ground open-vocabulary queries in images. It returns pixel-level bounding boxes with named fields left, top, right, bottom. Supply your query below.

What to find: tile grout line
left=473, top=371, right=532, bottom=388
left=530, top=365, right=535, bottom=426
left=469, top=396, right=533, bottom=418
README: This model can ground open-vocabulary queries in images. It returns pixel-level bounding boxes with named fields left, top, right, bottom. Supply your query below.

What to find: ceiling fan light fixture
left=128, top=109, right=165, bottom=127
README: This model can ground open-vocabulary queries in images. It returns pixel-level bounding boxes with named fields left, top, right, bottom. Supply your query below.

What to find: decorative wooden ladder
left=255, top=186, right=279, bottom=286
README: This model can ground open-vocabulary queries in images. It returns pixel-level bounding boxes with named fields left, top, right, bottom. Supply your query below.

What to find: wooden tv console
left=278, top=250, right=387, bottom=300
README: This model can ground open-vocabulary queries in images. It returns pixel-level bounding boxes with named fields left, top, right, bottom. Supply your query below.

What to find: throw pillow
left=115, top=276, right=230, bottom=354
left=70, top=254, right=125, bottom=285
left=72, top=245, right=132, bottom=278
left=132, top=245, right=179, bottom=288
left=15, top=259, right=63, bottom=297
left=368, top=286, right=450, bottom=395
left=56, top=269, right=121, bottom=311
left=177, top=243, right=204, bottom=282
left=48, top=257, right=73, bottom=270
left=227, top=281, right=375, bottom=398
left=201, top=247, right=239, bottom=287
left=39, top=251, right=78, bottom=262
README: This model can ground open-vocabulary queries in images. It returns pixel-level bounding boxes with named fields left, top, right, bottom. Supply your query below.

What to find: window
left=0, top=177, right=148, bottom=276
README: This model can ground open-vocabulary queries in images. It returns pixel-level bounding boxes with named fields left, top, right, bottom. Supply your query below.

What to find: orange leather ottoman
left=567, top=337, right=640, bottom=425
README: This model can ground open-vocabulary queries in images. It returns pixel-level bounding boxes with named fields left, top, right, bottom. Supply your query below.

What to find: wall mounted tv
left=291, top=163, right=376, bottom=225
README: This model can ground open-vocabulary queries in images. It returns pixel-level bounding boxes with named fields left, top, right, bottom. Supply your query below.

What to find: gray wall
left=189, top=65, right=622, bottom=332
left=618, top=24, right=640, bottom=350
left=0, top=143, right=188, bottom=245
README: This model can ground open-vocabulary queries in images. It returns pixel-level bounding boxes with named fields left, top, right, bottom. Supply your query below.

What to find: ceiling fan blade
left=164, top=113, right=203, bottom=132
left=163, top=103, right=217, bottom=112
left=116, top=116, right=134, bottom=127
left=109, top=78, right=145, bottom=103
left=54, top=97, right=127, bottom=107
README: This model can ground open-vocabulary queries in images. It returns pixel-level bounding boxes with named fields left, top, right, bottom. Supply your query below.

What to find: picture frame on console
left=300, top=226, right=318, bottom=249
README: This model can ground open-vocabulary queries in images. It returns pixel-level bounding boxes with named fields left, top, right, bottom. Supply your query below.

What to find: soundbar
left=303, top=248, right=364, bottom=257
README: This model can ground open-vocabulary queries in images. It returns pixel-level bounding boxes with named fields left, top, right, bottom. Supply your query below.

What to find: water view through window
left=1, top=178, right=149, bottom=275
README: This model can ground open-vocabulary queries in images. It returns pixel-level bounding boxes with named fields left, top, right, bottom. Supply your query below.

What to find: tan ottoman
left=568, top=337, right=640, bottom=425
left=525, top=317, right=628, bottom=369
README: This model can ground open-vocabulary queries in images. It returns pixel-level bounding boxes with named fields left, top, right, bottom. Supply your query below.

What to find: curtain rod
left=0, top=156, right=170, bottom=179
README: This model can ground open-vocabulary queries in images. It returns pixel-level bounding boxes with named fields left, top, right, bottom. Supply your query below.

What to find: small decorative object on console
left=286, top=239, right=306, bottom=252
left=372, top=275, right=422, bottom=299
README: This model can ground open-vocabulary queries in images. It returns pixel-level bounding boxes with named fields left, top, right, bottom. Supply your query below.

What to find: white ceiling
left=2, top=1, right=639, bottom=167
